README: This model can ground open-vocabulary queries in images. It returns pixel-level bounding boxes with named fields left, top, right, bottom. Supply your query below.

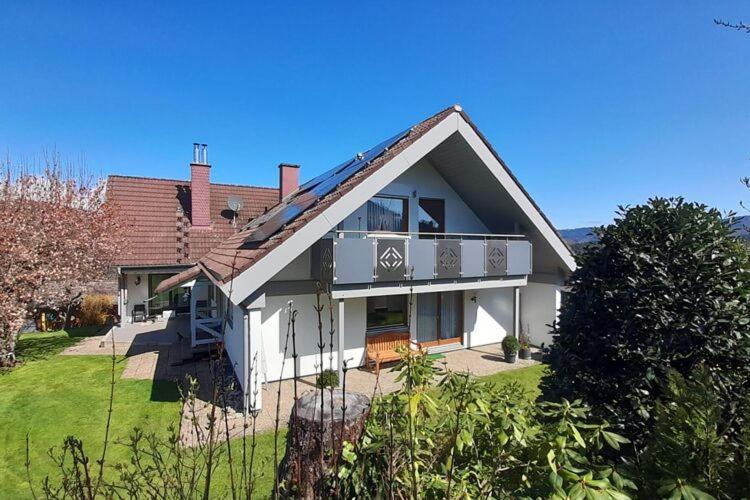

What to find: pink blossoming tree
left=0, top=155, right=126, bottom=366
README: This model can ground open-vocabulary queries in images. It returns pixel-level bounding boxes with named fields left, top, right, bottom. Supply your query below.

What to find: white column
left=247, top=307, right=263, bottom=411
left=117, top=272, right=124, bottom=323
left=190, top=284, right=198, bottom=347
left=243, top=313, right=249, bottom=412
left=513, top=286, right=521, bottom=339
left=338, top=298, right=345, bottom=382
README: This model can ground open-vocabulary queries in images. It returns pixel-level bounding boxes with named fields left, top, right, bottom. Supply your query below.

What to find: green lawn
left=1, top=330, right=544, bottom=498
left=0, top=329, right=181, bottom=498
left=482, top=363, right=548, bottom=399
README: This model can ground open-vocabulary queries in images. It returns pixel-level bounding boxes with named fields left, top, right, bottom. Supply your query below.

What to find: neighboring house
left=106, top=144, right=287, bottom=322
left=157, top=105, right=576, bottom=411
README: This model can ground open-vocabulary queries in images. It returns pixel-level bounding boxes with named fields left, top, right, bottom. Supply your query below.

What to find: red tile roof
left=158, top=104, right=575, bottom=295
left=107, top=175, right=279, bottom=267
left=197, top=105, right=456, bottom=283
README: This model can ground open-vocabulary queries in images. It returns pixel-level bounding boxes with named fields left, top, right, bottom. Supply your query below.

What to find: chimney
left=190, top=143, right=211, bottom=230
left=278, top=163, right=300, bottom=201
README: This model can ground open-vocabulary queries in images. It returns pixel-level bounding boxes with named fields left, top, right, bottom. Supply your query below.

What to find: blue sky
left=2, top=1, right=748, bottom=228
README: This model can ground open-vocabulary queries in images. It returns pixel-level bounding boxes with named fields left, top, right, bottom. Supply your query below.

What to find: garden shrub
left=501, top=334, right=520, bottom=354
left=315, top=368, right=339, bottom=389
left=77, top=294, right=116, bottom=327
left=638, top=366, right=750, bottom=499
left=334, top=350, right=635, bottom=498
left=542, top=198, right=750, bottom=445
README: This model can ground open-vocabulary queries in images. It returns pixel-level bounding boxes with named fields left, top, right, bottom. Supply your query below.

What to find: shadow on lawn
left=14, top=326, right=105, bottom=363
left=151, top=379, right=181, bottom=402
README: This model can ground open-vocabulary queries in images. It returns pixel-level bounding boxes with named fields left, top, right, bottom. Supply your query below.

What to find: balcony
left=311, top=231, right=532, bottom=286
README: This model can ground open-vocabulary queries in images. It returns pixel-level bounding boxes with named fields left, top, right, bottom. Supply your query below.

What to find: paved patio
left=62, top=316, right=206, bottom=380
left=60, top=323, right=540, bottom=446
left=180, top=344, right=541, bottom=446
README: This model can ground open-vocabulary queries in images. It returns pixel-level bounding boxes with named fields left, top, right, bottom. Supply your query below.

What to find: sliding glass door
left=416, top=291, right=463, bottom=345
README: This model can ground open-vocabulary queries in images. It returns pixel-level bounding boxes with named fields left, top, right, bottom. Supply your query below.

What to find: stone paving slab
left=61, top=336, right=130, bottom=355
left=180, top=345, right=541, bottom=447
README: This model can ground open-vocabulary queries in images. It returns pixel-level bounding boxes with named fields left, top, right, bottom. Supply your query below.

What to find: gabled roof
left=200, top=106, right=455, bottom=283
left=157, top=105, right=575, bottom=298
left=107, top=175, right=279, bottom=267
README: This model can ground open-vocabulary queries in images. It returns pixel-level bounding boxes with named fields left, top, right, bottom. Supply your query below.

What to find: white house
left=156, top=105, right=575, bottom=411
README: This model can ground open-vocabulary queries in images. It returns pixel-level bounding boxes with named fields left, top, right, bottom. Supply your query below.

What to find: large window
left=367, top=295, right=408, bottom=331
left=367, top=196, right=408, bottom=233
left=418, top=198, right=445, bottom=237
left=148, top=274, right=190, bottom=314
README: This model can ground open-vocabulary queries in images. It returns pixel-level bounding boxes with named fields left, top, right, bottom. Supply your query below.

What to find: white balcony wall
left=339, top=158, right=489, bottom=234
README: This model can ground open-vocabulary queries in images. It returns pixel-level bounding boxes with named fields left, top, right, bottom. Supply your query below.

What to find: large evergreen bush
left=542, top=198, right=750, bottom=443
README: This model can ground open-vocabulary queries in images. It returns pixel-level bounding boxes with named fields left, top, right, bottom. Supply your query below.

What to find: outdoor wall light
left=470, top=295, right=478, bottom=303
left=135, top=275, right=141, bottom=286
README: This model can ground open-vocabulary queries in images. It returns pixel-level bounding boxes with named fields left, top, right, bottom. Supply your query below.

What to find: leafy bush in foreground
left=639, top=366, right=750, bottom=499
left=335, top=350, right=635, bottom=499
left=543, top=198, right=750, bottom=445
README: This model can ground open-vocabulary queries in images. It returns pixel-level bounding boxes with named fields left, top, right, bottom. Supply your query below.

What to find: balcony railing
left=311, top=231, right=532, bottom=286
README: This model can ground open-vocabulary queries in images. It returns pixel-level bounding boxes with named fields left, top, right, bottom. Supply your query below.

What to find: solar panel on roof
left=298, top=157, right=356, bottom=192
left=299, top=128, right=409, bottom=193
left=244, top=192, right=318, bottom=242
left=242, top=127, right=411, bottom=243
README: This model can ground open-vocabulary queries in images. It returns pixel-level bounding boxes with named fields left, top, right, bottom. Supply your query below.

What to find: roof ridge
left=211, top=181, right=278, bottom=190
left=108, top=174, right=277, bottom=191
left=108, top=174, right=188, bottom=183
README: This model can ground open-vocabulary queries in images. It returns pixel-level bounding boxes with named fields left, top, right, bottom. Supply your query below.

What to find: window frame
left=366, top=294, right=410, bottom=333
left=417, top=197, right=445, bottom=238
left=366, top=195, right=409, bottom=233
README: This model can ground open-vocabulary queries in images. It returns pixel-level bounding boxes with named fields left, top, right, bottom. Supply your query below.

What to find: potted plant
left=502, top=335, right=520, bottom=363
left=519, top=328, right=532, bottom=360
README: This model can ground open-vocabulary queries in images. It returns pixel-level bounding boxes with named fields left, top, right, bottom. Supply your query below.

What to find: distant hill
left=559, top=227, right=598, bottom=244
left=560, top=215, right=750, bottom=247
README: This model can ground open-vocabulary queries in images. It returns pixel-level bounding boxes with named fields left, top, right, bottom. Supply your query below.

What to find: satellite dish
left=227, top=196, right=243, bottom=213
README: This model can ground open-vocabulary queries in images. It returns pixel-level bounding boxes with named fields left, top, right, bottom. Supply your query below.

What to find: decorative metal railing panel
left=375, top=239, right=407, bottom=282
left=485, top=239, right=507, bottom=277
left=436, top=240, right=461, bottom=279
left=312, top=231, right=532, bottom=285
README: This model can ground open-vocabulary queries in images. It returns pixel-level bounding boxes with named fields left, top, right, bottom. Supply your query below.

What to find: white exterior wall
left=222, top=301, right=247, bottom=392
left=122, top=273, right=149, bottom=322
left=259, top=295, right=368, bottom=382
left=521, top=282, right=563, bottom=347
left=340, top=158, right=489, bottom=234
left=463, top=288, right=515, bottom=347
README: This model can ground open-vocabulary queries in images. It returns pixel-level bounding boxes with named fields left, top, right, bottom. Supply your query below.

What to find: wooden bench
left=365, top=331, right=412, bottom=375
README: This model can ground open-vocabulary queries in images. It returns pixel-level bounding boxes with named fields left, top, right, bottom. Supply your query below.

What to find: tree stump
left=277, top=389, right=370, bottom=498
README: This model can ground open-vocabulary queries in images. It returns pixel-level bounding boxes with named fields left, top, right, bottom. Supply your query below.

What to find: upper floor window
left=367, top=196, right=408, bottom=233
left=418, top=198, right=445, bottom=237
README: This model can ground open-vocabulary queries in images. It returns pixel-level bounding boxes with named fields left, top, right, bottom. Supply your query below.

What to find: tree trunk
left=63, top=292, right=83, bottom=330
left=278, top=389, right=370, bottom=499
